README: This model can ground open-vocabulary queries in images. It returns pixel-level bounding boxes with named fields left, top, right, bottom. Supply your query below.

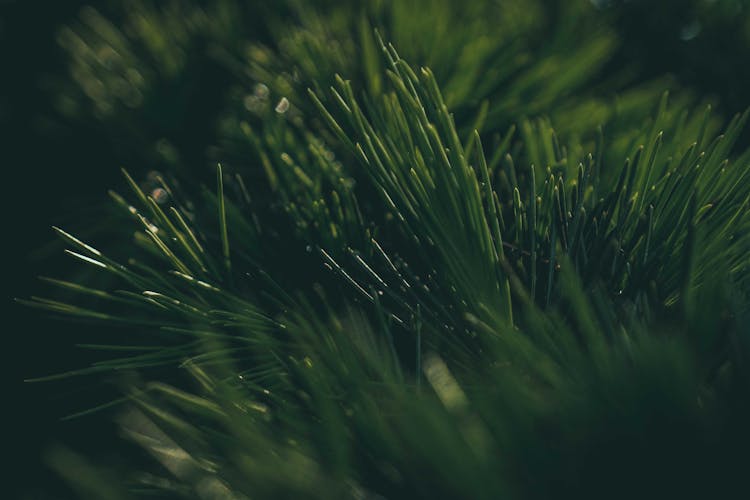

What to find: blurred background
left=4, top=0, right=750, bottom=497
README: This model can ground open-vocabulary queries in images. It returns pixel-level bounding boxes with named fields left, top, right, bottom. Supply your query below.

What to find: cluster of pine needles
left=22, top=0, right=750, bottom=498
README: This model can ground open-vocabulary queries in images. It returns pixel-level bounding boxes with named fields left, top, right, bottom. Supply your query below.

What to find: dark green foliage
left=21, top=0, right=750, bottom=498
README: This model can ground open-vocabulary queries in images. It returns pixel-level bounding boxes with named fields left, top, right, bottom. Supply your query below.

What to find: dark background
left=3, top=2, right=122, bottom=498
left=4, top=0, right=750, bottom=497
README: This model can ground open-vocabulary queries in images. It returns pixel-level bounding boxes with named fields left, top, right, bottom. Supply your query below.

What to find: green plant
left=23, top=1, right=750, bottom=498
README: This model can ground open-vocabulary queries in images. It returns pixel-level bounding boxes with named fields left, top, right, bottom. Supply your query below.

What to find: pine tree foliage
left=23, top=0, right=750, bottom=498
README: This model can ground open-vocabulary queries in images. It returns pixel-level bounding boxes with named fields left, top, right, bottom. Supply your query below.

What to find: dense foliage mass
left=22, top=0, right=750, bottom=498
